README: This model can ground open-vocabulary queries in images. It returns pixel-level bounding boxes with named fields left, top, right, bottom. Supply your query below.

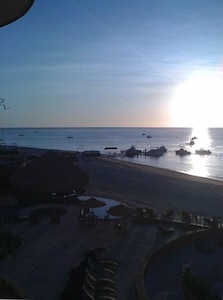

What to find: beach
left=2, top=147, right=223, bottom=300
left=79, top=156, right=223, bottom=217
left=16, top=147, right=223, bottom=218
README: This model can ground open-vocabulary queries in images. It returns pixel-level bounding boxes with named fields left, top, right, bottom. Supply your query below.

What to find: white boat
left=195, top=148, right=212, bottom=155
left=175, top=148, right=191, bottom=156
left=126, top=146, right=141, bottom=157
left=145, top=145, right=167, bottom=157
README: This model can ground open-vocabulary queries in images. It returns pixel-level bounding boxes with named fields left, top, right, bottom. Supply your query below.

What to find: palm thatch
left=106, top=203, right=134, bottom=217
left=10, top=151, right=89, bottom=194
left=81, top=197, right=106, bottom=209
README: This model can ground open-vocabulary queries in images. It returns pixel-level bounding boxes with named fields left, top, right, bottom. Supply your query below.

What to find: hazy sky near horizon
left=1, top=0, right=223, bottom=128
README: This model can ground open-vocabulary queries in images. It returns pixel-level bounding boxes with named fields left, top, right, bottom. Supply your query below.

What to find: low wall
left=135, top=227, right=223, bottom=300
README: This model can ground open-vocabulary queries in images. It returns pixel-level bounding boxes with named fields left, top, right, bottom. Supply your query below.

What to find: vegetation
left=182, top=268, right=219, bottom=300
left=0, top=230, right=21, bottom=260
left=60, top=261, right=87, bottom=300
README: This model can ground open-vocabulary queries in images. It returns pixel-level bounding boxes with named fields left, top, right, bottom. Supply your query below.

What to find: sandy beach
left=16, top=147, right=223, bottom=218
left=2, top=147, right=223, bottom=300
left=78, top=156, right=223, bottom=218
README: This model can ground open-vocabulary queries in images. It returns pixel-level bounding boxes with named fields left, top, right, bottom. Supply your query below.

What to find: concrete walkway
left=145, top=241, right=223, bottom=299
left=0, top=203, right=185, bottom=300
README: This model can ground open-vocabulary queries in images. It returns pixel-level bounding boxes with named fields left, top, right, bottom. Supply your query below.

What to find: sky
left=1, top=0, right=223, bottom=128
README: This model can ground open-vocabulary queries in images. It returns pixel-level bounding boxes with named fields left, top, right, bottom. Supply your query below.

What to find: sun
left=170, top=71, right=223, bottom=128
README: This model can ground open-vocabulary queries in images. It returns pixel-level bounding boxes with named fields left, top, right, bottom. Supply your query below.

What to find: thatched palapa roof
left=81, top=197, right=106, bottom=209
left=106, top=203, right=134, bottom=217
left=10, top=151, right=89, bottom=194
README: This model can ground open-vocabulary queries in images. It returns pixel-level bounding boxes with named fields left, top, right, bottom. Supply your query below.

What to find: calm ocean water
left=1, top=127, right=223, bottom=181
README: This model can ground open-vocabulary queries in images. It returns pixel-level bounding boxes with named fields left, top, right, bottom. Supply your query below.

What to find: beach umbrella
left=81, top=197, right=106, bottom=209
left=10, top=151, right=89, bottom=194
left=106, top=203, right=134, bottom=217
left=0, top=0, right=35, bottom=27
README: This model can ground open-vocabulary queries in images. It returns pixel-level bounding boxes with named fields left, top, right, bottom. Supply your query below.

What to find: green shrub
left=0, top=231, right=21, bottom=260
left=182, top=270, right=219, bottom=300
left=60, top=261, right=87, bottom=300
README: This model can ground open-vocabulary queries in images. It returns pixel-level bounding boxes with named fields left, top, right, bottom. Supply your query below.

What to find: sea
left=1, top=127, right=223, bottom=181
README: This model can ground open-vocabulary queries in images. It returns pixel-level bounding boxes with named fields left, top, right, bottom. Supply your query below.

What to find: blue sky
left=1, top=0, right=223, bottom=127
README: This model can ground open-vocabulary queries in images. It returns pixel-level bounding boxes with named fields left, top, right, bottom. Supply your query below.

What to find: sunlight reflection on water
left=188, top=127, right=212, bottom=177
left=191, top=127, right=212, bottom=149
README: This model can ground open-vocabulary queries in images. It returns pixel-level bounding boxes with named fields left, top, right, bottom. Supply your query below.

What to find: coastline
left=14, top=147, right=223, bottom=217
left=18, top=146, right=223, bottom=184
left=80, top=156, right=223, bottom=217
left=113, top=157, right=223, bottom=186
left=2, top=146, right=223, bottom=300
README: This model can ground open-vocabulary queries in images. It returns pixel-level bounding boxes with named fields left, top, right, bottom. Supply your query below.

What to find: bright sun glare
left=170, top=71, right=223, bottom=128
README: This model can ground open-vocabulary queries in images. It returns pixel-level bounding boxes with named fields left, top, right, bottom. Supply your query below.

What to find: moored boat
left=126, top=146, right=141, bottom=157
left=175, top=148, right=191, bottom=156
left=195, top=148, right=212, bottom=155
left=159, top=145, right=167, bottom=153
left=145, top=146, right=167, bottom=157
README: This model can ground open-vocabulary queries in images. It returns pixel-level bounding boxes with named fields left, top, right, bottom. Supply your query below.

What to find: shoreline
left=17, top=146, right=223, bottom=186
left=80, top=157, right=223, bottom=217
left=112, top=157, right=223, bottom=186
left=12, top=146, right=223, bottom=216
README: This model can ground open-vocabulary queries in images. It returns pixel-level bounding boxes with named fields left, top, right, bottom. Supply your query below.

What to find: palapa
left=10, top=151, right=89, bottom=194
left=81, top=197, right=106, bottom=209
left=106, top=203, right=134, bottom=217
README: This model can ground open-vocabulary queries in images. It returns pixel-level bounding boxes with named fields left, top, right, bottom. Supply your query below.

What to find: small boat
left=66, top=136, right=74, bottom=139
left=159, top=145, right=167, bottom=153
left=126, top=146, right=141, bottom=157
left=195, top=148, right=212, bottom=155
left=147, top=135, right=152, bottom=138
left=104, top=147, right=118, bottom=157
left=145, top=145, right=167, bottom=157
left=145, top=146, right=166, bottom=157
left=104, top=147, right=118, bottom=150
left=175, top=148, right=191, bottom=156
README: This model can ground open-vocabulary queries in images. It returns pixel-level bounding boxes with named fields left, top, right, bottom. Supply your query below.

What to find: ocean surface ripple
left=1, top=127, right=223, bottom=181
